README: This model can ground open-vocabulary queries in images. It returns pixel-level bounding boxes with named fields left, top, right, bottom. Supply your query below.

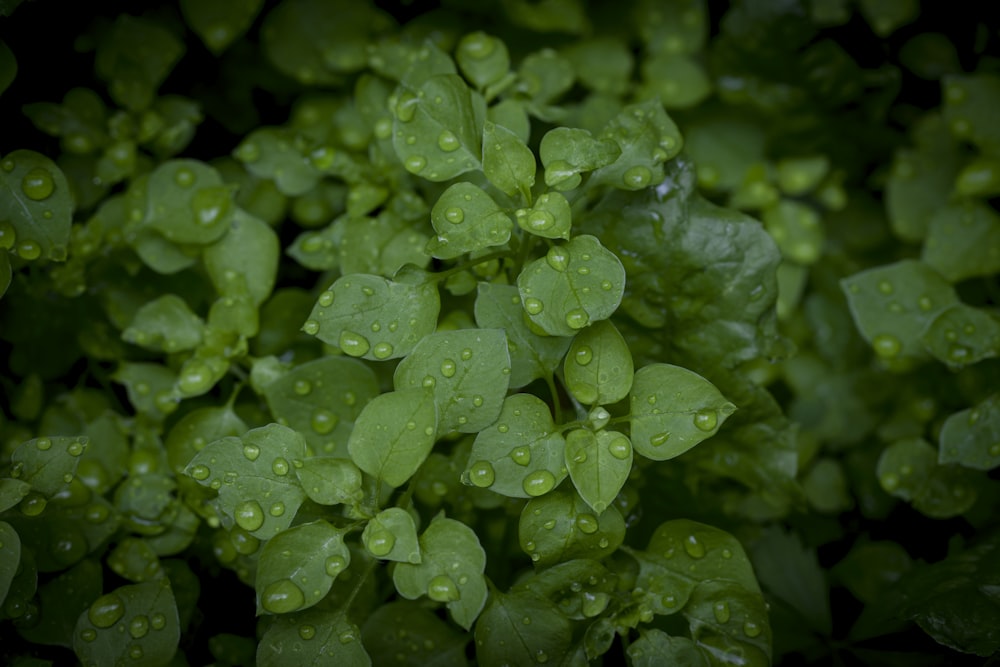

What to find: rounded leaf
left=347, top=389, right=437, bottom=488
left=0, top=150, right=73, bottom=261
left=427, top=182, right=513, bottom=259
left=362, top=507, right=420, bottom=563
left=565, top=429, right=633, bottom=514
left=563, top=319, right=633, bottom=406
left=256, top=520, right=350, bottom=614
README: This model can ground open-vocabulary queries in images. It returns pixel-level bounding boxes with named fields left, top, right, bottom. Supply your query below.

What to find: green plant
left=1, top=0, right=998, bottom=665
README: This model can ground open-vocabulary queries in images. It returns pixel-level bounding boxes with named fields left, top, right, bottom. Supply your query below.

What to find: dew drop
left=173, top=168, right=195, bottom=188
left=302, top=320, right=320, bottom=335
left=325, top=555, right=347, bottom=577
left=150, top=614, right=166, bottom=630
left=0, top=221, right=15, bottom=250
left=262, top=579, right=305, bottom=614
left=294, top=379, right=312, bottom=396
left=522, top=470, right=556, bottom=496
left=917, top=295, right=933, bottom=311
left=572, top=450, right=587, bottom=463
left=190, top=465, right=211, bottom=481
left=461, top=348, right=473, bottom=360
left=422, top=375, right=436, bottom=388
left=318, top=290, right=335, bottom=307
left=234, top=500, right=265, bottom=532
left=524, top=297, right=544, bottom=315
left=468, top=460, right=496, bottom=487
left=270, top=501, right=286, bottom=517
left=546, top=246, right=570, bottom=272
left=311, top=409, right=339, bottom=435
left=510, top=446, right=532, bottom=466
left=608, top=437, right=631, bottom=460
left=575, top=513, right=599, bottom=534
left=427, top=574, right=461, bottom=602
left=460, top=33, right=495, bottom=59
left=21, top=167, right=55, bottom=201
left=300, top=624, right=317, bottom=640
left=372, top=341, right=394, bottom=359
left=565, top=308, right=590, bottom=330
left=404, top=155, right=427, bottom=174
left=948, top=344, right=971, bottom=363
left=693, top=409, right=718, bottom=432
left=437, top=130, right=460, bottom=152
left=80, top=628, right=97, bottom=642
left=743, top=620, right=762, bottom=638
left=129, top=645, right=144, bottom=660
left=877, top=280, right=894, bottom=295
left=683, top=534, right=706, bottom=559
left=650, top=432, right=670, bottom=447
left=129, top=615, right=150, bottom=639
left=367, top=529, right=396, bottom=557
left=713, top=601, right=731, bottom=624
left=394, top=91, right=418, bottom=122
left=272, top=457, right=290, bottom=476
left=527, top=209, right=555, bottom=231
left=622, top=165, right=652, bottom=189
left=242, top=444, right=261, bottom=461
left=574, top=345, right=594, bottom=366
left=88, top=592, right=126, bottom=628
left=872, top=333, right=902, bottom=359
left=881, top=472, right=900, bottom=491
left=339, top=330, right=371, bottom=357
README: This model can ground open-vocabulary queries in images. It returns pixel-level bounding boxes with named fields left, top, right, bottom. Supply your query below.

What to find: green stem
left=429, top=249, right=514, bottom=284
left=546, top=373, right=563, bottom=425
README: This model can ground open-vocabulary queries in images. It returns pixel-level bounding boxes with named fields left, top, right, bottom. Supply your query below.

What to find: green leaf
left=203, top=209, right=279, bottom=306
left=938, top=394, right=1000, bottom=471
left=565, top=429, right=632, bottom=514
left=132, top=159, right=235, bottom=245
left=180, top=0, right=263, bottom=54
left=634, top=0, right=709, bottom=55
left=294, top=457, right=364, bottom=506
left=511, top=558, right=616, bottom=620
left=0, top=521, right=20, bottom=608
left=517, top=235, right=626, bottom=337
left=184, top=423, right=308, bottom=539
left=515, top=190, right=572, bottom=239
left=776, top=155, right=830, bottom=195
left=859, top=0, right=919, bottom=36
left=0, top=478, right=31, bottom=513
left=474, top=590, right=573, bottom=667
left=347, top=389, right=437, bottom=488
left=336, top=211, right=431, bottom=277
left=638, top=53, right=711, bottom=109
left=0, top=150, right=73, bottom=261
left=234, top=128, right=321, bottom=196
left=501, top=0, right=590, bottom=35
left=588, top=100, right=683, bottom=191
left=920, top=303, right=1000, bottom=368
left=95, top=15, right=184, bottom=111
left=564, top=319, right=633, bottom=405
left=263, top=356, right=379, bottom=457
left=257, top=606, right=370, bottom=667
left=762, top=199, right=825, bottom=265
left=921, top=200, right=1000, bottom=283
left=627, top=630, right=709, bottom=666
left=392, top=515, right=488, bottom=630
left=361, top=601, right=469, bottom=666
left=0, top=252, right=9, bottom=299
left=942, top=73, right=1000, bottom=156
left=456, top=32, right=510, bottom=89
left=563, top=37, right=632, bottom=96
left=10, top=436, right=88, bottom=497
left=629, top=364, right=736, bottom=461
left=122, top=294, right=204, bottom=353
left=487, top=99, right=531, bottom=144
left=515, top=49, right=574, bottom=106
left=393, top=328, right=511, bottom=434
left=463, top=393, right=567, bottom=498
left=473, top=282, right=572, bottom=389
left=749, top=527, right=831, bottom=635
left=539, top=127, right=620, bottom=190
left=304, top=274, right=440, bottom=361
left=362, top=507, right=420, bottom=563
left=73, top=579, right=180, bottom=667
left=877, top=438, right=977, bottom=518
left=17, top=558, right=102, bottom=649
left=841, top=259, right=959, bottom=362
left=106, top=538, right=162, bottom=583
left=482, top=121, right=535, bottom=200
left=165, top=406, right=247, bottom=475
left=255, top=520, right=350, bottom=614
left=392, top=74, right=484, bottom=181
left=426, top=182, right=514, bottom=260
left=519, top=489, right=625, bottom=567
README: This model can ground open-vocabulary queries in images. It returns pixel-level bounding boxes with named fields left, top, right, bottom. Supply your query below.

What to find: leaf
left=518, top=489, right=625, bottom=567
left=456, top=32, right=510, bottom=89
left=304, top=274, right=440, bottom=361
left=347, top=389, right=437, bottom=488
left=515, top=49, right=575, bottom=106
left=263, top=356, right=379, bottom=457
left=393, top=328, right=511, bottom=434
left=634, top=0, right=709, bottom=55
left=106, top=537, right=162, bottom=583
left=0, top=478, right=31, bottom=512
left=426, top=182, right=514, bottom=260
left=10, top=436, right=88, bottom=496
left=942, top=73, right=1000, bottom=156
left=361, top=601, right=469, bottom=666
left=938, top=394, right=1000, bottom=471
left=750, top=527, right=831, bottom=635
left=841, top=259, right=958, bottom=362
left=565, top=429, right=632, bottom=514
left=921, top=200, right=1000, bottom=283
left=295, top=457, right=364, bottom=506
left=336, top=211, right=431, bottom=277
left=629, top=364, right=736, bottom=461
left=392, top=515, right=488, bottom=630
left=501, top=0, right=590, bottom=35
left=95, top=15, right=184, bottom=111
left=517, top=235, right=625, bottom=337
left=203, top=208, right=279, bottom=306
left=0, top=252, right=9, bottom=299
left=361, top=507, right=420, bottom=563
left=122, top=294, right=204, bottom=353
left=473, top=283, right=571, bottom=389
left=255, top=520, right=350, bottom=614
left=180, top=0, right=263, bottom=54
left=563, top=37, right=633, bottom=96
left=184, top=423, right=308, bottom=539
left=234, top=127, right=321, bottom=196
left=0, top=521, right=20, bottom=608
left=392, top=74, right=484, bottom=181
left=257, top=606, right=370, bottom=667
left=638, top=53, right=712, bottom=109
left=588, top=99, right=684, bottom=190
left=539, top=127, right=620, bottom=190
left=17, top=558, right=102, bottom=649
left=132, top=159, right=235, bottom=245
left=627, top=630, right=709, bottom=667
left=761, top=199, right=825, bottom=265
left=515, top=190, right=572, bottom=239
left=474, top=590, right=573, bottom=667
left=165, top=406, right=247, bottom=476
left=564, top=319, right=633, bottom=405
left=463, top=393, right=567, bottom=498
left=0, top=150, right=73, bottom=261
left=920, top=303, right=1000, bottom=368
left=877, top=438, right=977, bottom=518
left=482, top=121, right=535, bottom=199
left=73, top=578, right=180, bottom=667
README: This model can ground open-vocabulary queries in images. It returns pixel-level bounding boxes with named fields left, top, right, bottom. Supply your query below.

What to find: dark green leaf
left=0, top=38, right=15, bottom=97
left=295, top=457, right=364, bottom=506
left=565, top=429, right=632, bottom=514
left=921, top=200, right=1000, bottom=283
left=474, top=590, right=573, bottom=667
left=426, top=182, right=513, bottom=259
left=122, top=294, right=204, bottom=353
left=234, top=128, right=321, bottom=196
left=95, top=16, right=184, bottom=111
left=0, top=521, right=20, bottom=608
left=519, top=489, right=625, bottom=567
left=512, top=558, right=616, bottom=620
left=180, top=0, right=263, bottom=54
left=588, top=100, right=683, bottom=190
left=10, top=436, right=88, bottom=497
left=920, top=303, right=1000, bottom=369
left=539, top=127, right=620, bottom=191
left=938, top=394, right=1000, bottom=471
left=877, top=438, right=977, bottom=518
left=362, top=600, right=469, bottom=666
left=347, top=389, right=437, bottom=488
left=0, top=150, right=73, bottom=261
left=942, top=73, right=1000, bottom=156
left=0, top=478, right=31, bottom=513
left=750, top=527, right=831, bottom=635
left=17, top=558, right=102, bottom=649
left=256, top=520, right=350, bottom=614
left=564, top=319, right=633, bottom=405
left=456, top=32, right=510, bottom=89
left=361, top=507, right=420, bottom=563
left=627, top=630, right=709, bottom=666
left=638, top=53, right=711, bottom=109
left=257, top=606, right=370, bottom=667
left=482, top=121, right=535, bottom=200
left=132, top=159, right=235, bottom=245
left=203, top=208, right=279, bottom=306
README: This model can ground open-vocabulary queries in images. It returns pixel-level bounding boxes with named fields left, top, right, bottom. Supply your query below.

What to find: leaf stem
left=546, top=373, right=563, bottom=425
left=429, top=249, right=513, bottom=284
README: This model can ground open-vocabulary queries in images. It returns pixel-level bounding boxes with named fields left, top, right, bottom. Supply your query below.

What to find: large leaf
left=255, top=520, right=350, bottom=614
left=0, top=150, right=73, bottom=261
left=474, top=590, right=573, bottom=667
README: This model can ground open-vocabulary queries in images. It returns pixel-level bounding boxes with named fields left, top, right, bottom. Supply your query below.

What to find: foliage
left=1, top=1, right=998, bottom=665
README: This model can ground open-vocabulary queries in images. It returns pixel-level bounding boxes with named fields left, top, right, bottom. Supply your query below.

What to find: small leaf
left=762, top=199, right=825, bottom=265
left=426, top=182, right=513, bottom=259
left=10, top=436, right=88, bottom=497
left=638, top=53, right=711, bottom=109
left=362, top=507, right=420, bottom=563
left=95, top=15, right=184, bottom=111
left=0, top=521, right=20, bottom=608
left=511, top=558, right=617, bottom=620
left=629, top=364, right=736, bottom=461
left=0, top=38, right=15, bottom=98
left=122, top=294, right=204, bottom=353
left=337, top=211, right=431, bottom=277
left=165, top=406, right=246, bottom=476
left=515, top=49, right=574, bottom=106
left=627, top=630, right=709, bottom=666
left=0, top=478, right=31, bottom=513
left=184, top=423, right=308, bottom=539
left=515, top=191, right=572, bottom=239
left=518, top=489, right=625, bottom=567
left=361, top=601, right=469, bottom=667
left=877, top=437, right=977, bottom=518
left=347, top=389, right=437, bottom=488
left=134, top=159, right=235, bottom=245
left=563, top=319, right=633, bottom=405
left=180, top=0, right=263, bottom=54
left=920, top=303, right=1000, bottom=368
left=73, top=579, right=180, bottom=667
left=456, top=32, right=510, bottom=89
left=563, top=37, right=633, bottom=96
left=565, top=429, right=632, bottom=514
left=473, top=283, right=572, bottom=389
left=203, top=208, right=279, bottom=306
left=482, top=121, right=535, bottom=199
left=942, top=74, right=1000, bottom=155
left=938, top=394, right=1000, bottom=471
left=17, top=558, right=102, bottom=649
left=463, top=393, right=567, bottom=498
left=539, top=127, right=620, bottom=190
left=474, top=590, right=573, bottom=667
left=234, top=127, right=321, bottom=196
left=295, top=457, right=363, bottom=506
left=517, top=234, right=626, bottom=337
left=393, top=328, right=511, bottom=434
left=255, top=520, right=350, bottom=614
left=392, top=515, right=488, bottom=630
left=0, top=150, right=73, bottom=261
left=921, top=200, right=1000, bottom=283
left=257, top=606, right=370, bottom=667
left=304, top=273, right=440, bottom=361
left=588, top=100, right=683, bottom=191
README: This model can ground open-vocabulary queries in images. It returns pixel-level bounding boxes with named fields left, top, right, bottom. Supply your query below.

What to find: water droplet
left=948, top=344, right=971, bottom=363
left=572, top=450, right=587, bottom=464
left=598, top=537, right=610, bottom=548
left=989, top=443, right=1000, bottom=457
left=270, top=501, right=286, bottom=516
left=546, top=246, right=569, bottom=272
left=427, top=574, right=461, bottom=602
left=437, top=130, right=460, bottom=152
left=461, top=348, right=473, bottom=361
left=522, top=470, right=556, bottom=496
left=150, top=613, right=166, bottom=630
left=510, top=446, right=531, bottom=466
left=498, top=423, right=509, bottom=433
left=325, top=555, right=347, bottom=577
left=683, top=534, right=706, bottom=559
left=129, top=645, right=144, bottom=660
left=299, top=624, right=317, bottom=640
left=524, top=297, right=544, bottom=315
left=468, top=461, right=495, bottom=488
left=80, top=628, right=97, bottom=642
left=235, top=500, right=265, bottom=532
left=565, top=308, right=589, bottom=330
left=339, top=330, right=371, bottom=357
left=526, top=209, right=555, bottom=231
left=576, top=513, right=599, bottom=534
left=440, top=206, right=466, bottom=226
left=395, top=91, right=418, bottom=122
left=129, top=615, right=150, bottom=639
left=293, top=379, right=312, bottom=396
left=271, top=457, right=290, bottom=476
left=743, top=620, right=762, bottom=638
left=650, top=432, right=670, bottom=447
left=693, top=409, right=718, bottom=432
left=88, top=592, right=125, bottom=628
left=262, top=579, right=305, bottom=613
left=243, top=444, right=261, bottom=461
left=404, top=155, right=427, bottom=174
left=372, top=341, right=394, bottom=359
left=367, top=529, right=396, bottom=556
left=878, top=280, right=894, bottom=295
left=622, top=165, right=652, bottom=189
left=302, top=319, right=320, bottom=335
left=881, top=472, right=900, bottom=491
left=574, top=345, right=594, bottom=366
left=608, top=437, right=631, bottom=459
left=872, top=333, right=902, bottom=359
left=422, top=375, right=436, bottom=388
left=22, top=167, right=55, bottom=201
left=190, top=465, right=211, bottom=481
left=339, top=630, right=357, bottom=644
left=713, top=601, right=731, bottom=623
left=536, top=650, right=549, bottom=663
left=311, top=409, right=339, bottom=435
